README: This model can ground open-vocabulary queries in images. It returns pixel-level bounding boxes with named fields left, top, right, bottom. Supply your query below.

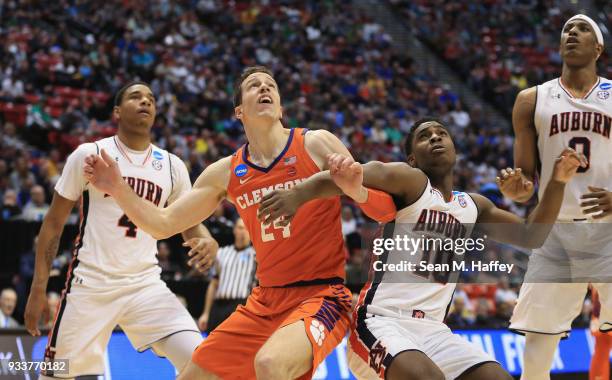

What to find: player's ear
left=235, top=105, right=243, bottom=121
left=112, top=106, right=120, bottom=123
left=595, top=44, right=603, bottom=60
left=279, top=105, right=283, bottom=120
left=407, top=154, right=416, bottom=167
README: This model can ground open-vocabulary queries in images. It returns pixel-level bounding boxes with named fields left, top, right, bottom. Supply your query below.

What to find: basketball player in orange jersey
left=82, top=66, right=396, bottom=380
left=498, top=14, right=611, bottom=380
left=590, top=287, right=612, bottom=380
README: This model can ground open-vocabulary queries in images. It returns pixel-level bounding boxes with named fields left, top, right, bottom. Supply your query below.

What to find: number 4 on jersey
left=118, top=214, right=138, bottom=238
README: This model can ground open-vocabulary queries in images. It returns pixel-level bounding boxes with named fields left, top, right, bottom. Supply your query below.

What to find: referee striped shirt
left=214, top=245, right=256, bottom=300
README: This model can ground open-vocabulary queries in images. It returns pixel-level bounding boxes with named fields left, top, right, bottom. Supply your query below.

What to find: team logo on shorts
left=597, top=91, right=610, bottom=100
left=235, top=164, right=248, bottom=177
left=412, top=310, right=426, bottom=319
left=369, top=341, right=388, bottom=373
left=309, top=319, right=326, bottom=346
left=152, top=160, right=163, bottom=170
left=599, top=83, right=611, bottom=91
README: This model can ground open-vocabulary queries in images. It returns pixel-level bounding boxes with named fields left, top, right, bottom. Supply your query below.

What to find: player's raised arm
left=84, top=150, right=230, bottom=239
left=472, top=148, right=586, bottom=248
left=500, top=87, right=538, bottom=203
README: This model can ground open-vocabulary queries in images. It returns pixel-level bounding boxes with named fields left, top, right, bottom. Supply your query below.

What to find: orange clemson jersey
left=227, top=128, right=345, bottom=287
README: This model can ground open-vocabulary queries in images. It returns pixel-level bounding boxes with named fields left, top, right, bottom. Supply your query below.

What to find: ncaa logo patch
left=309, top=320, right=326, bottom=346
left=153, top=151, right=163, bottom=160
left=152, top=160, right=162, bottom=170
left=234, top=164, right=248, bottom=177
left=597, top=91, right=610, bottom=100
left=600, top=83, right=611, bottom=91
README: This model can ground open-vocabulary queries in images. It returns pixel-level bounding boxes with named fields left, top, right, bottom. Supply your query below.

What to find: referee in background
left=198, top=218, right=256, bottom=333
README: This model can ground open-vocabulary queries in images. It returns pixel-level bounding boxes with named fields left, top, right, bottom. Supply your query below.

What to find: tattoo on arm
left=45, top=236, right=60, bottom=271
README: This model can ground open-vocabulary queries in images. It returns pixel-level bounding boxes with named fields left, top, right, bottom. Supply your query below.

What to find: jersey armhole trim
left=533, top=85, right=538, bottom=133
left=466, top=193, right=480, bottom=219
left=168, top=152, right=174, bottom=194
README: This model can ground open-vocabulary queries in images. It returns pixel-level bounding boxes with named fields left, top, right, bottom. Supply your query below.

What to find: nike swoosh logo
left=239, top=177, right=252, bottom=185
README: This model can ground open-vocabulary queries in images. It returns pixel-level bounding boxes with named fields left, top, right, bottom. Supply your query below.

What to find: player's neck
left=429, top=172, right=454, bottom=202
left=244, top=121, right=289, bottom=166
left=560, top=65, right=598, bottom=97
left=116, top=129, right=151, bottom=151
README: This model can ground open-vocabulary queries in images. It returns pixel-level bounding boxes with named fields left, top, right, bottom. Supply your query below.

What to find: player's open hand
left=328, top=153, right=365, bottom=201
left=258, top=189, right=300, bottom=227
left=581, top=186, right=612, bottom=219
left=496, top=167, right=534, bottom=202
left=83, top=149, right=122, bottom=196
left=551, top=147, right=587, bottom=184
left=24, top=287, right=45, bottom=336
left=185, top=237, right=218, bottom=272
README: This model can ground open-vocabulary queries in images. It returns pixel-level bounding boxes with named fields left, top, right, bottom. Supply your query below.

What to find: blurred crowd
left=390, top=0, right=611, bottom=117
left=0, top=0, right=596, bottom=329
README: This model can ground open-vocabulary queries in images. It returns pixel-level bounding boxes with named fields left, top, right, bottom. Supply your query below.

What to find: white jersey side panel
left=55, top=136, right=191, bottom=280
left=534, top=77, right=612, bottom=220
left=363, top=181, right=478, bottom=322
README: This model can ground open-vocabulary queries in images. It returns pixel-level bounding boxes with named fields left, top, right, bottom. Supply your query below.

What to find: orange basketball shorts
left=192, top=283, right=352, bottom=379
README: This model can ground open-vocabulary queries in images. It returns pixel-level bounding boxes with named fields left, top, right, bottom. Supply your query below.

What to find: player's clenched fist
left=185, top=237, right=219, bottom=272
left=83, top=149, right=122, bottom=196
left=327, top=153, right=366, bottom=202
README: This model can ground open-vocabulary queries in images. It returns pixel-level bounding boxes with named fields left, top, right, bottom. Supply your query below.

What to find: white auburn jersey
left=355, top=180, right=478, bottom=323
left=535, top=77, right=612, bottom=220
left=55, top=136, right=191, bottom=281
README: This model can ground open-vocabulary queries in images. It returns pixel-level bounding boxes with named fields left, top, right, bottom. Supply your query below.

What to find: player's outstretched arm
left=473, top=148, right=585, bottom=248
left=25, top=192, right=76, bottom=336
left=332, top=155, right=428, bottom=204
left=84, top=150, right=230, bottom=239
left=500, top=87, right=538, bottom=203
left=258, top=130, right=398, bottom=224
